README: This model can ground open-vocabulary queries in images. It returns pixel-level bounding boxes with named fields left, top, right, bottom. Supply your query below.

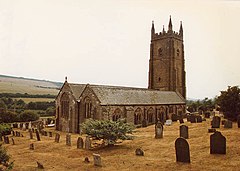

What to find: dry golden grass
left=4, top=119, right=240, bottom=171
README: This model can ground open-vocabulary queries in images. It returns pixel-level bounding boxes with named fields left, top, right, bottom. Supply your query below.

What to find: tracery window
left=84, top=97, right=92, bottom=119
left=147, top=108, right=154, bottom=124
left=112, top=108, right=122, bottom=121
left=134, top=108, right=143, bottom=125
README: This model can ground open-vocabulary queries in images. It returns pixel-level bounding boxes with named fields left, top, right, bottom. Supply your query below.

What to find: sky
left=0, top=0, right=240, bottom=99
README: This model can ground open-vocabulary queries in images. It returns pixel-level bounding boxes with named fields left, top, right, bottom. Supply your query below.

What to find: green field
left=14, top=98, right=55, bottom=103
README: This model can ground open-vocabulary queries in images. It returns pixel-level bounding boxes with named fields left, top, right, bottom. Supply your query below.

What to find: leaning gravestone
left=175, top=137, right=190, bottom=163
left=77, top=137, right=84, bottom=149
left=211, top=116, right=221, bottom=128
left=237, top=115, right=240, bottom=128
left=66, top=134, right=71, bottom=146
left=224, top=120, right=232, bottom=128
left=155, top=121, right=163, bottom=138
left=36, top=130, right=41, bottom=141
left=85, top=136, right=91, bottom=150
left=55, top=133, right=60, bottom=143
left=93, top=153, right=102, bottom=167
left=210, top=131, right=226, bottom=154
left=4, top=136, right=9, bottom=144
left=180, top=125, right=189, bottom=139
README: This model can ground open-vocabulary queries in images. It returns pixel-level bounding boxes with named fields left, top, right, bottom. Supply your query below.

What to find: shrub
left=0, top=111, right=18, bottom=123
left=0, top=124, right=12, bottom=136
left=0, top=146, right=14, bottom=170
left=81, top=119, right=135, bottom=146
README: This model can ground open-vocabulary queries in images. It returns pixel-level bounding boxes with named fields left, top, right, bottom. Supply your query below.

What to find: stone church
left=55, top=17, right=186, bottom=133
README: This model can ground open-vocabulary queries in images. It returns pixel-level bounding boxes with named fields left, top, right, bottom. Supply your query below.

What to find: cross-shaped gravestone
left=210, top=131, right=226, bottom=154
left=175, top=137, right=190, bottom=163
left=180, top=125, right=189, bottom=139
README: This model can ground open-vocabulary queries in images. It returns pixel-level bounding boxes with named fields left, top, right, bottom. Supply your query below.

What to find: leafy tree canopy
left=81, top=119, right=135, bottom=146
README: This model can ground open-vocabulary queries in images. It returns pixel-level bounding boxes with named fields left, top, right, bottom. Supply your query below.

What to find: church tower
left=148, top=16, right=186, bottom=99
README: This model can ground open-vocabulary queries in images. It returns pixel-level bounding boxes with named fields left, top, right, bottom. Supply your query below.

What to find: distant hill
left=0, top=74, right=63, bottom=95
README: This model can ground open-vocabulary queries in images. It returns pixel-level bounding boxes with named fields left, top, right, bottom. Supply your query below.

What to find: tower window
left=177, top=49, right=180, bottom=56
left=158, top=48, right=163, bottom=56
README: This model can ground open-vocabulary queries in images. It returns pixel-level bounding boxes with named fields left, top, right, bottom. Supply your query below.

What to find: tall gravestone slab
left=180, top=125, right=189, bottom=139
left=155, top=122, right=163, bottom=138
left=11, top=138, right=15, bottom=145
left=175, top=137, right=190, bottom=163
left=4, top=136, right=9, bottom=144
left=237, top=115, right=240, bottom=128
left=29, top=130, right=33, bottom=139
left=224, top=120, right=232, bottom=128
left=66, top=134, right=71, bottom=146
left=85, top=136, right=91, bottom=150
left=36, top=130, right=41, bottom=141
left=190, top=115, right=196, bottom=123
left=210, top=131, right=226, bottom=154
left=55, top=133, right=60, bottom=143
left=211, top=116, right=221, bottom=128
left=93, top=153, right=102, bottom=167
left=77, top=137, right=84, bottom=149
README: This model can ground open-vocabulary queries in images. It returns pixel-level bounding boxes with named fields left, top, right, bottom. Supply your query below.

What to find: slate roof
left=68, top=83, right=185, bottom=105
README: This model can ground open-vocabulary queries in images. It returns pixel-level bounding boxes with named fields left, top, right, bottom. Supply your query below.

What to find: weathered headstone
left=93, top=153, right=102, bottom=167
left=224, top=120, right=232, bottom=128
left=190, top=115, right=196, bottom=123
left=180, top=125, right=189, bottom=139
left=29, top=130, right=33, bottom=139
left=12, top=130, right=15, bottom=136
left=135, top=148, right=144, bottom=156
left=55, top=133, right=60, bottom=143
left=208, top=128, right=216, bottom=133
left=30, top=143, right=34, bottom=150
left=172, top=114, right=178, bottom=122
left=237, top=115, right=240, bottom=128
left=84, top=157, right=90, bottom=163
left=22, top=123, right=26, bottom=131
left=175, top=137, right=190, bottom=163
left=77, top=137, right=84, bottom=149
left=11, top=138, right=15, bottom=145
left=165, top=119, right=172, bottom=126
left=211, top=116, right=221, bottom=128
left=210, top=131, right=226, bottom=154
left=36, top=130, right=41, bottom=141
left=141, top=119, right=148, bottom=127
left=85, top=136, right=91, bottom=150
left=196, top=116, right=202, bottom=123
left=49, top=132, right=52, bottom=137
left=4, top=136, right=9, bottom=144
left=37, top=161, right=44, bottom=169
left=66, top=134, right=71, bottom=146
left=155, top=121, right=163, bottom=138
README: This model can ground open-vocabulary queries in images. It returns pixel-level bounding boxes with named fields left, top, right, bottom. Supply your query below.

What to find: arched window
left=60, top=93, right=70, bottom=119
left=134, top=108, right=143, bottom=125
left=84, top=97, right=92, bottom=119
left=112, top=108, right=122, bottom=121
left=147, top=108, right=154, bottom=124
left=177, top=49, right=180, bottom=57
left=158, top=48, right=163, bottom=56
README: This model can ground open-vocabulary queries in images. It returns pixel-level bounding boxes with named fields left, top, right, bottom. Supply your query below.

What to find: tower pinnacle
left=151, top=20, right=155, bottom=39
left=179, top=21, right=183, bottom=36
left=168, top=15, right=173, bottom=32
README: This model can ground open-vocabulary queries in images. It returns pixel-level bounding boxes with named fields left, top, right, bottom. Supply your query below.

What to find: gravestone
left=135, top=148, right=144, bottom=156
left=205, top=112, right=210, bottom=118
left=93, top=153, right=102, bottom=167
left=211, top=116, right=221, bottom=128
left=37, top=161, right=44, bottom=169
left=4, top=136, right=9, bottom=144
left=49, top=132, right=53, bottom=137
left=208, top=128, right=216, bottom=133
left=66, top=134, right=71, bottom=146
left=29, top=130, right=33, bottom=139
left=190, top=115, right=196, bottom=123
left=238, top=115, right=240, bottom=128
left=85, top=136, right=91, bottom=150
left=224, top=120, right=232, bottom=128
left=30, top=143, right=34, bottom=150
left=16, top=131, right=20, bottom=137
left=155, top=121, right=163, bottom=138
left=12, top=131, right=15, bottom=136
left=180, top=125, right=188, bottom=139
left=141, top=119, right=148, bottom=127
left=175, top=137, right=190, bottom=163
left=179, top=118, right=184, bottom=124
left=55, top=133, right=60, bottom=143
left=165, top=119, right=172, bottom=126
left=17, top=123, right=20, bottom=129
left=84, top=157, right=90, bottom=163
left=172, top=114, right=178, bottom=122
left=22, top=123, right=26, bottom=131
left=77, top=137, right=84, bottom=149
left=29, top=121, right=32, bottom=129
left=221, top=120, right=226, bottom=125
left=20, top=123, right=23, bottom=130
left=11, top=138, right=15, bottom=145
left=210, top=131, right=226, bottom=154
left=196, top=116, right=202, bottom=123
left=36, top=130, right=41, bottom=141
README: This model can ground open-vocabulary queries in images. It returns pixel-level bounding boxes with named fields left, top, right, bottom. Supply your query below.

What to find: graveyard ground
left=4, top=118, right=240, bottom=171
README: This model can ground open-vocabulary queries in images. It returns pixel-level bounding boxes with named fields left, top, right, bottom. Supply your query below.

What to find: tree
left=81, top=119, right=135, bottom=146
left=216, top=86, right=240, bottom=120
left=0, top=111, right=18, bottom=123
left=18, top=111, right=39, bottom=122
left=46, top=106, right=56, bottom=116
